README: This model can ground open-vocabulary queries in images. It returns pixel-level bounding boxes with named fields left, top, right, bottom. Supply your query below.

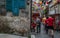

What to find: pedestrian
left=36, top=17, right=41, bottom=33
left=31, top=18, right=36, bottom=32
left=47, top=16, right=54, bottom=38
left=42, top=15, right=46, bottom=25
left=56, top=19, right=59, bottom=31
left=42, top=15, right=46, bottom=30
left=58, top=20, right=60, bottom=31
left=45, top=17, right=48, bottom=34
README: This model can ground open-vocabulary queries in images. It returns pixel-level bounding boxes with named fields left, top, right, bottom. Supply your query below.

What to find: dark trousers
left=45, top=25, right=48, bottom=34
left=31, top=26, right=35, bottom=32
left=57, top=25, right=60, bottom=31
left=37, top=25, right=41, bottom=33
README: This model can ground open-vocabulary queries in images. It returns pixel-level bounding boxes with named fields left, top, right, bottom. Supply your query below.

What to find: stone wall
left=0, top=16, right=30, bottom=32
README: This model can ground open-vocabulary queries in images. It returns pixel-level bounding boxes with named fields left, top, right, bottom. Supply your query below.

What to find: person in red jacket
left=47, top=16, right=54, bottom=29
left=47, top=16, right=54, bottom=38
left=31, top=19, right=36, bottom=32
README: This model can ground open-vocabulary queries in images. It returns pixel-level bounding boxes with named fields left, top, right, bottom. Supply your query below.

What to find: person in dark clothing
left=58, top=20, right=60, bottom=31
left=36, top=17, right=41, bottom=33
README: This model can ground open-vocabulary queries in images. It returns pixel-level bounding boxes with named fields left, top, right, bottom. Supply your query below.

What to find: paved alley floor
left=0, top=34, right=28, bottom=38
left=31, top=23, right=60, bottom=38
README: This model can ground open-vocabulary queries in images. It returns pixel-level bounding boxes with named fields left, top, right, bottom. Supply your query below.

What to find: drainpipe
left=54, top=6, right=56, bottom=15
left=30, top=0, right=32, bottom=32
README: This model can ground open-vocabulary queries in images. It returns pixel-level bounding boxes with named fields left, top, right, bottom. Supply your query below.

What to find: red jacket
left=31, top=22, right=36, bottom=27
left=47, top=17, right=54, bottom=26
left=58, top=21, right=60, bottom=25
left=45, top=19, right=48, bottom=24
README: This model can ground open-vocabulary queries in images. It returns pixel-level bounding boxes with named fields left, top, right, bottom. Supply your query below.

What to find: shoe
left=36, top=32, right=38, bottom=33
left=52, top=35, right=54, bottom=38
left=39, top=31, right=41, bottom=33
